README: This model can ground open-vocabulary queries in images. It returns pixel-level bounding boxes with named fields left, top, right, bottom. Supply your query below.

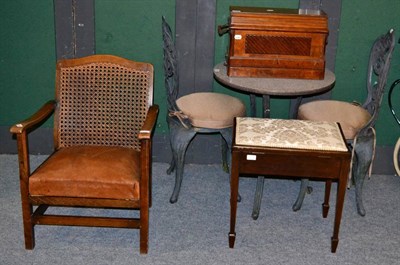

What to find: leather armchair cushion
left=176, top=92, right=246, bottom=129
left=297, top=100, right=372, bottom=140
left=29, top=146, right=140, bottom=200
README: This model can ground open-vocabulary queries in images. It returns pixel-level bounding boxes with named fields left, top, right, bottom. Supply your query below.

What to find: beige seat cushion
left=29, top=146, right=140, bottom=200
left=298, top=100, right=371, bottom=140
left=176, top=92, right=246, bottom=129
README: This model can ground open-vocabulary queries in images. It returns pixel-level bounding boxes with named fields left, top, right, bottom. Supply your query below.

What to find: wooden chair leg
left=21, top=200, right=35, bottom=249
left=139, top=207, right=149, bottom=254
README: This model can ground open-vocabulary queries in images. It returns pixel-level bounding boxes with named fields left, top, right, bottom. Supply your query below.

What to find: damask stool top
left=235, top=117, right=348, bottom=152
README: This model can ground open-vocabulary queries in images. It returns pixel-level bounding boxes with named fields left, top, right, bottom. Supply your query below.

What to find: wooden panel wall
left=175, top=0, right=216, bottom=96
left=54, top=0, right=95, bottom=59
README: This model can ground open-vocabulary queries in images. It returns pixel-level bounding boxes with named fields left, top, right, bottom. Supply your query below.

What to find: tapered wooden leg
left=331, top=237, right=339, bottom=253
left=322, top=180, right=332, bottom=218
left=229, top=152, right=239, bottom=248
left=221, top=129, right=242, bottom=202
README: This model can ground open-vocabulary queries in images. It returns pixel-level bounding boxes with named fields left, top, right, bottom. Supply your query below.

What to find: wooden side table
left=229, top=117, right=351, bottom=253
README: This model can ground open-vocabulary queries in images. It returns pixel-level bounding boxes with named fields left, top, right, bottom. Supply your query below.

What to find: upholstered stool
left=229, top=117, right=351, bottom=253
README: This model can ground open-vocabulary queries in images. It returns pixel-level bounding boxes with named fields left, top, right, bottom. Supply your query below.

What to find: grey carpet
left=1, top=154, right=399, bottom=265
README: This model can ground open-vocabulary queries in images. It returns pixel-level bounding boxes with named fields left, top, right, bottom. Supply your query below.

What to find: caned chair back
left=54, top=55, right=154, bottom=151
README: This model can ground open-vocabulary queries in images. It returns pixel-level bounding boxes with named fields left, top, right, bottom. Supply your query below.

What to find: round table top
left=213, top=62, right=336, bottom=97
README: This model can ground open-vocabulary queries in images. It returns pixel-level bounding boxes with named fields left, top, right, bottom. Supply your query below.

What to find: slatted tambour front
left=56, top=60, right=151, bottom=151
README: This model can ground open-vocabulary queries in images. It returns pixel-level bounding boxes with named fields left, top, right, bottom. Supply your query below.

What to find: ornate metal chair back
left=362, top=29, right=396, bottom=131
left=162, top=16, right=180, bottom=113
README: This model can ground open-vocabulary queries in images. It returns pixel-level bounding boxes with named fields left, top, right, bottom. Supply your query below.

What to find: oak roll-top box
left=227, top=6, right=329, bottom=79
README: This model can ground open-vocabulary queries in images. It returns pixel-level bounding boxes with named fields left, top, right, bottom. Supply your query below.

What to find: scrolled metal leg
left=352, top=128, right=375, bottom=216
left=220, top=128, right=232, bottom=169
left=354, top=166, right=367, bottom=217
left=322, top=180, right=332, bottom=218
left=221, top=136, right=229, bottom=173
left=252, top=176, right=265, bottom=220
left=352, top=150, right=368, bottom=217
left=166, top=156, right=175, bottom=175
left=292, top=179, right=310, bottom=211
left=250, top=94, right=269, bottom=219
left=168, top=124, right=196, bottom=204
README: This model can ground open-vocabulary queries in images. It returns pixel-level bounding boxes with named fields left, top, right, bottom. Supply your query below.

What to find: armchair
left=10, top=54, right=159, bottom=254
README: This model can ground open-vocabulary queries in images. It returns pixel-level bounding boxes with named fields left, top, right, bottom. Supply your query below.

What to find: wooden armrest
left=138, top=105, right=159, bottom=140
left=10, top=100, right=56, bottom=134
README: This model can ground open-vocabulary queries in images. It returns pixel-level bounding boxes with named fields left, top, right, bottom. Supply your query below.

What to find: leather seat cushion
left=297, top=100, right=372, bottom=140
left=176, top=92, right=246, bottom=129
left=29, top=146, right=140, bottom=200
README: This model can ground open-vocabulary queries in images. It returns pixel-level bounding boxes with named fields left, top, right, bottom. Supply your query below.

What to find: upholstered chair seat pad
left=176, top=92, right=246, bottom=129
left=298, top=100, right=372, bottom=140
left=29, top=146, right=140, bottom=200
